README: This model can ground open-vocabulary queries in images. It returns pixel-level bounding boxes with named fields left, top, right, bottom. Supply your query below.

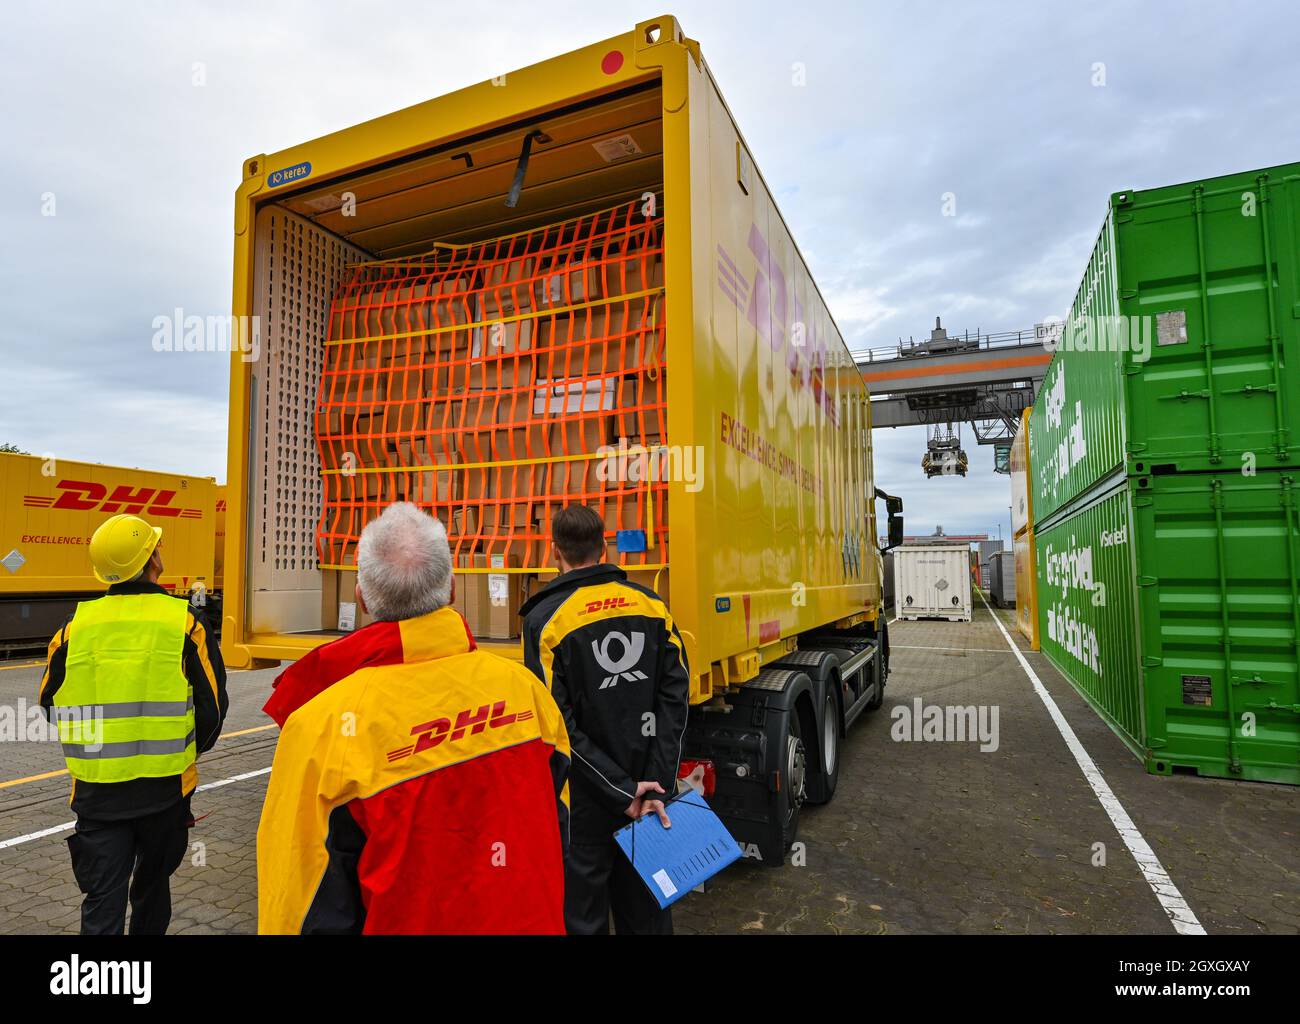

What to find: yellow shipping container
left=1013, top=528, right=1038, bottom=650
left=220, top=17, right=905, bottom=860
left=1010, top=407, right=1033, bottom=536
left=222, top=16, right=893, bottom=699
left=214, top=484, right=227, bottom=593
left=0, top=453, right=216, bottom=646
left=1010, top=408, right=1038, bottom=649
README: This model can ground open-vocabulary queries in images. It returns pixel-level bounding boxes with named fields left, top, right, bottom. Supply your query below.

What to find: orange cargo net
left=314, top=197, right=669, bottom=577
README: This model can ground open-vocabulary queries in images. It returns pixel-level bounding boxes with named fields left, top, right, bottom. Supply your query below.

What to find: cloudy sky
left=1, top=0, right=1295, bottom=539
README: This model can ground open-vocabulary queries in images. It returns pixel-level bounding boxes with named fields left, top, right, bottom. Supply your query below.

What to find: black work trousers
left=564, top=836, right=673, bottom=936
left=66, top=796, right=192, bottom=936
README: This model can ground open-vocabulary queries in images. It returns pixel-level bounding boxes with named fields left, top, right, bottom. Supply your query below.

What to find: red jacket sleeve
left=262, top=620, right=404, bottom=727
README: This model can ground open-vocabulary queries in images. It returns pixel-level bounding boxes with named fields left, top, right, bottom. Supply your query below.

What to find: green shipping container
left=1036, top=469, right=1300, bottom=784
left=1030, top=161, right=1300, bottom=527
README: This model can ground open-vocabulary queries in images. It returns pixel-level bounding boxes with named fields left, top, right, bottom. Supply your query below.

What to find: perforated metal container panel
left=249, top=206, right=369, bottom=633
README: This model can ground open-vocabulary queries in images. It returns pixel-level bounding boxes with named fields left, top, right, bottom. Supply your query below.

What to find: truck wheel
left=780, top=709, right=807, bottom=854
left=866, top=647, right=885, bottom=711
left=805, top=687, right=840, bottom=805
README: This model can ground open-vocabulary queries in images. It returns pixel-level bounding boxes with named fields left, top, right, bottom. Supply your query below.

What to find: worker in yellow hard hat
left=38, top=513, right=228, bottom=935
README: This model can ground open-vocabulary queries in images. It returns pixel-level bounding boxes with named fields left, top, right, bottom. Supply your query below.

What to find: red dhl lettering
left=582, top=596, right=635, bottom=614
left=29, top=480, right=201, bottom=519
left=386, top=700, right=528, bottom=762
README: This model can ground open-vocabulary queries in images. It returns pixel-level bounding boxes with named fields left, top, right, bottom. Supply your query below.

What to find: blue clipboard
left=612, top=789, right=742, bottom=909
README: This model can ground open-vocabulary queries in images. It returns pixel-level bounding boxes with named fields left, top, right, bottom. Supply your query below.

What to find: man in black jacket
left=520, top=504, right=690, bottom=935
left=39, top=513, right=228, bottom=935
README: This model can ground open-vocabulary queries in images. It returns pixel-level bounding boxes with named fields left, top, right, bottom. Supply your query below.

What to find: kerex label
left=266, top=161, right=312, bottom=188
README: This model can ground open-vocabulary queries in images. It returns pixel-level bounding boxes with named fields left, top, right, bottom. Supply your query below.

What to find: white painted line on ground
left=0, top=820, right=73, bottom=850
left=197, top=766, right=272, bottom=792
left=976, top=589, right=1206, bottom=936
left=0, top=766, right=272, bottom=852
left=893, top=645, right=1014, bottom=654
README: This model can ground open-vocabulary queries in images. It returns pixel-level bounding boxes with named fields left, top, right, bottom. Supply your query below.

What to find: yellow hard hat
left=89, top=514, right=162, bottom=585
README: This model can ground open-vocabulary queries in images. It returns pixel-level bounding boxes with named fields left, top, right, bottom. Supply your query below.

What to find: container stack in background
left=1009, top=407, right=1038, bottom=648
left=1027, top=160, right=1300, bottom=784
left=313, top=198, right=668, bottom=640
left=987, top=549, right=1016, bottom=609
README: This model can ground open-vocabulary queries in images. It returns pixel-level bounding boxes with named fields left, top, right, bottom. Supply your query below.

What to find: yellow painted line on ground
left=220, top=723, right=278, bottom=740
left=0, top=723, right=277, bottom=790
left=0, top=768, right=67, bottom=790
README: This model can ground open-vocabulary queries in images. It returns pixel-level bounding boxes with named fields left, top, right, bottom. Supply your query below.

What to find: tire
left=866, top=643, right=886, bottom=711
left=779, top=707, right=807, bottom=854
left=805, top=687, right=840, bottom=805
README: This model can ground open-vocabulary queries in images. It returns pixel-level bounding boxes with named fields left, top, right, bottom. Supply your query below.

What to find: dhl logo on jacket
left=256, top=606, right=570, bottom=934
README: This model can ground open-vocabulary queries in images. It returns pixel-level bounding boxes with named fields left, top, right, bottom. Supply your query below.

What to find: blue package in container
left=616, top=529, right=647, bottom=553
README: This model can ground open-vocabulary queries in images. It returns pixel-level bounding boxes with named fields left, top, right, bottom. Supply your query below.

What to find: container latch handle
left=505, top=130, right=546, bottom=209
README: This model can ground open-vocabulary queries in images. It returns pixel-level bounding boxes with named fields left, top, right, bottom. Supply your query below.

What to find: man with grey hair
left=355, top=500, right=453, bottom=622
left=258, top=502, right=572, bottom=934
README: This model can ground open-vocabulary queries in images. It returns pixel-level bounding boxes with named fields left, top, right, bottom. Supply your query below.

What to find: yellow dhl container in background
left=214, top=484, right=227, bottom=593
left=1010, top=407, right=1033, bottom=538
left=1009, top=408, right=1038, bottom=650
left=0, top=452, right=216, bottom=646
left=1013, top=530, right=1038, bottom=650
left=223, top=16, right=902, bottom=861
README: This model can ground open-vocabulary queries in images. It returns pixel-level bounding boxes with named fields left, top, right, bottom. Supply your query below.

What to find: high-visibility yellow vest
left=55, top=592, right=195, bottom=783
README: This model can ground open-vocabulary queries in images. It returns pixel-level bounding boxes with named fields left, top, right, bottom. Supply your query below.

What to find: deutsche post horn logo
left=592, top=630, right=647, bottom=689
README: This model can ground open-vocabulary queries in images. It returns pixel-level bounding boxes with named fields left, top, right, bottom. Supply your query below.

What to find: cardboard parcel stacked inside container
left=314, top=199, right=668, bottom=641
left=1027, top=161, right=1300, bottom=784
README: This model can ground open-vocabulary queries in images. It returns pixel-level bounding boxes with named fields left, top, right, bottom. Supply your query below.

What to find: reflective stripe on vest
left=56, top=592, right=195, bottom=783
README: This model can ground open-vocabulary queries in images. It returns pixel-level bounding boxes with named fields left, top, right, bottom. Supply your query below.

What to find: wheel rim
left=786, top=729, right=807, bottom=812
left=822, top=694, right=837, bottom=775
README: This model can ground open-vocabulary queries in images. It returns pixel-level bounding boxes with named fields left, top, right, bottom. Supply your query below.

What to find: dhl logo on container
left=22, top=480, right=203, bottom=519
left=717, top=223, right=839, bottom=426
left=386, top=701, right=532, bottom=762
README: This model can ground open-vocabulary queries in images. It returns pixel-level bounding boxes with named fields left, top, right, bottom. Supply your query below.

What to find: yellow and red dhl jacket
left=256, top=606, right=571, bottom=934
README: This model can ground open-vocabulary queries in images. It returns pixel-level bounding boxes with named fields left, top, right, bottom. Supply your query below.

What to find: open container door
left=224, top=19, right=691, bottom=668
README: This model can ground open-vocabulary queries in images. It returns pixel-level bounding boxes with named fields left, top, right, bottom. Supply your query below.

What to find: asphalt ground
left=0, top=600, right=1295, bottom=935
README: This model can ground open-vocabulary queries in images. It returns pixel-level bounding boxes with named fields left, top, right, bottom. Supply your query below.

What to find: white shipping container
left=893, top=545, right=973, bottom=622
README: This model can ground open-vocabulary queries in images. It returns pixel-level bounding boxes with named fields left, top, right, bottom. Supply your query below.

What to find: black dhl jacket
left=520, top=564, right=690, bottom=841
left=39, top=580, right=229, bottom=821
